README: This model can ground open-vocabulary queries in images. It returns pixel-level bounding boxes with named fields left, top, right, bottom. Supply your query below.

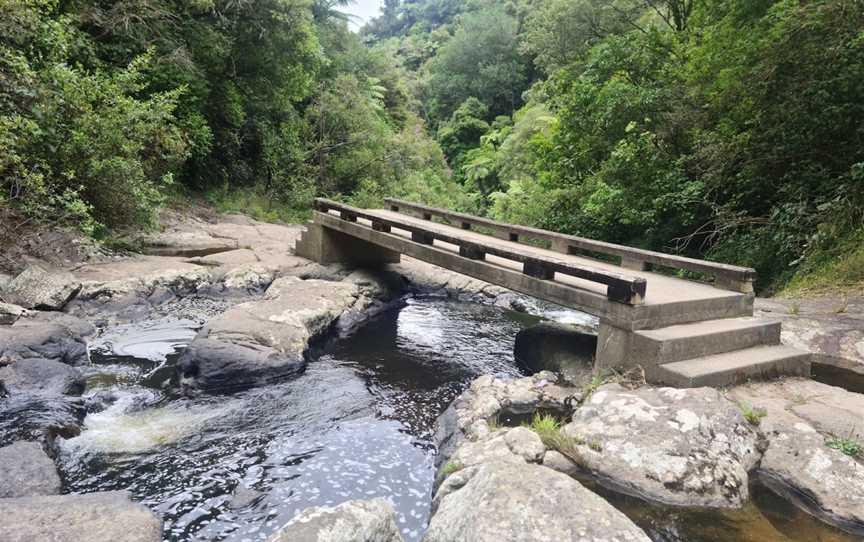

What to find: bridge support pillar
left=295, top=222, right=400, bottom=267
left=594, top=321, right=645, bottom=374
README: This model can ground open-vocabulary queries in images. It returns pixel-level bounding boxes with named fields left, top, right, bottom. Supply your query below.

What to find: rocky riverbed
left=1, top=210, right=863, bottom=541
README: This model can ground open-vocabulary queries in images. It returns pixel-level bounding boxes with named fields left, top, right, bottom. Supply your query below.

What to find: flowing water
left=56, top=296, right=858, bottom=542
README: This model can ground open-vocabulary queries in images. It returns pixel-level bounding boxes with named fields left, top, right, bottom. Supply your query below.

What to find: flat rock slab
left=424, top=461, right=650, bottom=542
left=0, top=441, right=61, bottom=498
left=178, top=275, right=389, bottom=393
left=0, top=357, right=84, bottom=396
left=0, top=491, right=162, bottom=542
left=563, top=384, right=764, bottom=508
left=0, top=323, right=88, bottom=366
left=756, top=297, right=864, bottom=391
left=729, top=378, right=864, bottom=535
left=5, top=265, right=81, bottom=310
left=267, top=499, right=404, bottom=542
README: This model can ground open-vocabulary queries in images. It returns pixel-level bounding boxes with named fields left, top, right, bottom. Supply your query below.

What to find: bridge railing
left=314, top=198, right=647, bottom=305
left=384, top=198, right=755, bottom=293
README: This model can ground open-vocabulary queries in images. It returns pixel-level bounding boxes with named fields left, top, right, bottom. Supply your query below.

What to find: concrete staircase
left=639, top=317, right=811, bottom=387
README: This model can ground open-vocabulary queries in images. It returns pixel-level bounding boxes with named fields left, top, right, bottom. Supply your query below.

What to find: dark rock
left=5, top=264, right=81, bottom=310
left=0, top=441, right=61, bottom=498
left=0, top=394, right=85, bottom=447
left=15, top=311, right=95, bottom=338
left=0, top=490, right=163, bottom=542
left=228, top=485, right=263, bottom=510
left=177, top=338, right=305, bottom=394
left=0, top=357, right=85, bottom=396
left=267, top=499, right=404, bottom=542
left=514, top=321, right=596, bottom=384
left=0, top=324, right=88, bottom=366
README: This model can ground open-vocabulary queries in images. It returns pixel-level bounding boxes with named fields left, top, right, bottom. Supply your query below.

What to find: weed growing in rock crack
left=441, top=462, right=464, bottom=478
left=581, top=374, right=606, bottom=399
left=788, top=302, right=801, bottom=315
left=527, top=413, right=601, bottom=466
left=826, top=433, right=862, bottom=458
left=738, top=401, right=767, bottom=426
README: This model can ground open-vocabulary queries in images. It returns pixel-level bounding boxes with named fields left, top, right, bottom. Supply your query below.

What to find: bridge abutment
left=295, top=222, right=401, bottom=267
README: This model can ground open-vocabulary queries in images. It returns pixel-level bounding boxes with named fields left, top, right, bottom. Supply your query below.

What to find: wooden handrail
left=384, top=198, right=755, bottom=293
left=315, top=198, right=647, bottom=305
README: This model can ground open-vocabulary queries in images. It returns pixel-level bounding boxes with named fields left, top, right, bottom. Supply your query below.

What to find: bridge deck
left=372, top=209, right=740, bottom=305
left=304, top=200, right=753, bottom=330
left=368, top=209, right=740, bottom=308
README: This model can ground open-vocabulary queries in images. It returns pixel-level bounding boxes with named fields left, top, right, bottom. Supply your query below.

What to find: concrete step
left=652, top=345, right=811, bottom=388
left=633, top=317, right=781, bottom=365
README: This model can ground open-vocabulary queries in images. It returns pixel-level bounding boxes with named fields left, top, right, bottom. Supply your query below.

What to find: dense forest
left=1, top=0, right=862, bottom=292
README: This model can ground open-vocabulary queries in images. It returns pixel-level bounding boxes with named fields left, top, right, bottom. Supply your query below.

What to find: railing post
left=372, top=220, right=391, bottom=233
left=412, top=231, right=434, bottom=245
left=459, top=245, right=486, bottom=260
left=523, top=260, right=554, bottom=280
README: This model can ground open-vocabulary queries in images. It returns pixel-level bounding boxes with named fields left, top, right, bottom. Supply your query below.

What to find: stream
left=56, top=296, right=857, bottom=542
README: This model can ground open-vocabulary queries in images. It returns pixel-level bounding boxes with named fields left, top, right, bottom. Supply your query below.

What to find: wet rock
left=177, top=338, right=304, bottom=394
left=267, top=498, right=404, bottom=542
left=563, top=384, right=765, bottom=508
left=0, top=441, right=61, bottom=498
left=729, top=378, right=864, bottom=535
left=393, top=256, right=508, bottom=301
left=5, top=264, right=81, bottom=310
left=228, top=485, right=262, bottom=510
left=433, top=373, right=579, bottom=468
left=188, top=248, right=259, bottom=268
left=514, top=321, right=597, bottom=384
left=0, top=490, right=162, bottom=542
left=424, top=461, right=650, bottom=542
left=0, top=323, right=88, bottom=366
left=0, top=302, right=26, bottom=325
left=178, top=276, right=391, bottom=393
left=0, top=394, right=85, bottom=447
left=0, top=357, right=84, bottom=396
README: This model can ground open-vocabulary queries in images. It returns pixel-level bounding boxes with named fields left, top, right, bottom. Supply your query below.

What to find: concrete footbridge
left=296, top=198, right=810, bottom=387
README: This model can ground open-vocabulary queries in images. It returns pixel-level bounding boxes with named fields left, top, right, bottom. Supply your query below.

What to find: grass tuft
left=738, top=401, right=767, bottom=426
left=526, top=413, right=601, bottom=465
left=826, top=433, right=862, bottom=458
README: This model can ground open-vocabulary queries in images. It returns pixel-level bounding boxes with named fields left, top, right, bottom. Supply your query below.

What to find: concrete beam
left=295, top=222, right=400, bottom=267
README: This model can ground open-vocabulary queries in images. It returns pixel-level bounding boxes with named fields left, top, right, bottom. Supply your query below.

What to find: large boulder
left=729, top=378, right=864, bottom=535
left=424, top=461, right=650, bottom=542
left=0, top=441, right=61, bottom=498
left=562, top=384, right=765, bottom=508
left=0, top=357, right=84, bottom=396
left=141, top=229, right=237, bottom=257
left=178, top=276, right=393, bottom=393
left=434, top=373, right=579, bottom=469
left=0, top=323, right=88, bottom=366
left=5, top=264, right=81, bottom=310
left=267, top=499, right=404, bottom=542
left=514, top=322, right=596, bottom=384
left=0, top=491, right=162, bottom=542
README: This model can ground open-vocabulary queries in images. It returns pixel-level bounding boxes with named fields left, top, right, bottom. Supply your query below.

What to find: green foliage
left=738, top=402, right=767, bottom=426
left=825, top=434, right=862, bottom=458
left=527, top=412, right=601, bottom=463
left=423, top=5, right=530, bottom=123
left=440, top=461, right=464, bottom=478
left=369, top=0, right=864, bottom=293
